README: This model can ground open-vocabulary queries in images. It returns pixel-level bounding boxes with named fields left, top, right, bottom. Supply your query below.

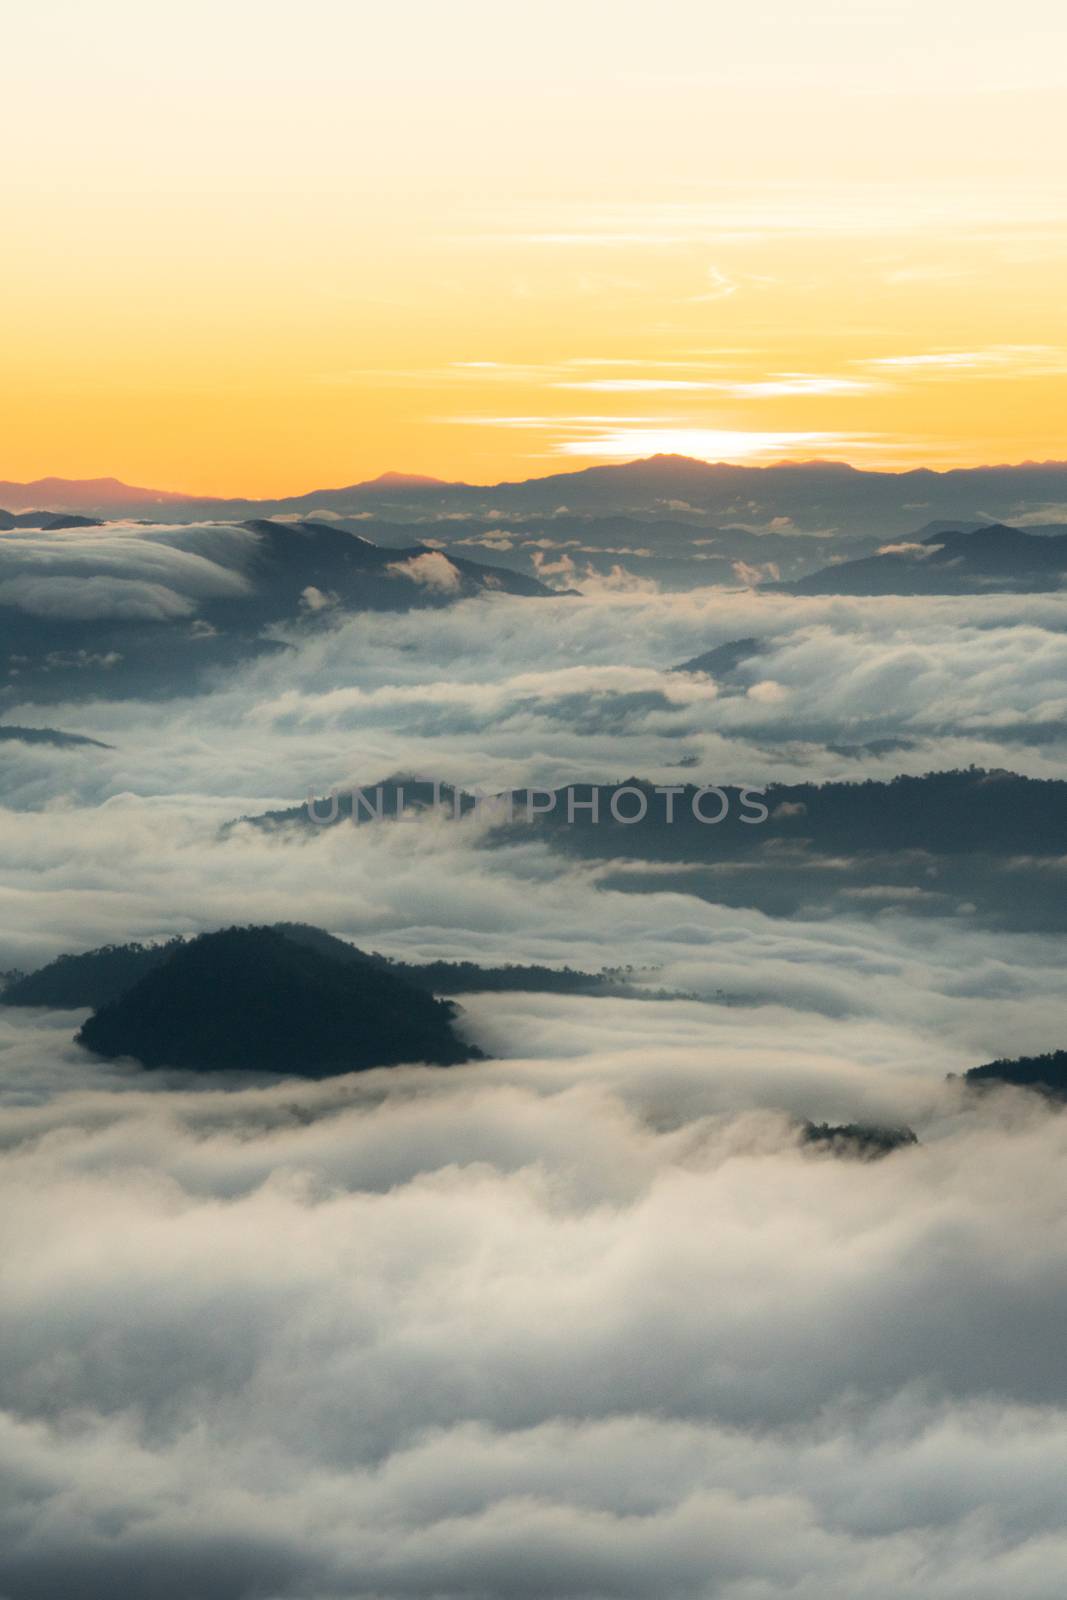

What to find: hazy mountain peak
left=0, top=475, right=190, bottom=510
left=356, top=470, right=452, bottom=491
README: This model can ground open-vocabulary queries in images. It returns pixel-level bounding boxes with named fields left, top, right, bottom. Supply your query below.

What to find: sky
left=5, top=0, right=1067, bottom=494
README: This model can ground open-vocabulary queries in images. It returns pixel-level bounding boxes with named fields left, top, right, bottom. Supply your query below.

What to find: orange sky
left=5, top=0, right=1067, bottom=495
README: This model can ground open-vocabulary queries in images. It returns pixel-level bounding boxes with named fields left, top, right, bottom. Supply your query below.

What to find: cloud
left=862, top=345, right=1066, bottom=378
left=725, top=374, right=880, bottom=397
left=386, top=552, right=463, bottom=592
left=747, top=678, right=789, bottom=703
left=299, top=585, right=339, bottom=613
left=8, top=586, right=1067, bottom=825
left=554, top=378, right=730, bottom=392
left=3, top=550, right=1067, bottom=1594
left=0, top=575, right=197, bottom=621
left=868, top=350, right=1006, bottom=369
left=553, top=374, right=879, bottom=397
left=732, top=559, right=781, bottom=586
left=876, top=541, right=940, bottom=557
left=689, top=263, right=738, bottom=302
left=0, top=523, right=256, bottom=620
left=2, top=1037, right=1067, bottom=1597
left=496, top=183, right=1067, bottom=250
left=1000, top=505, right=1067, bottom=527
left=553, top=428, right=861, bottom=461
left=441, top=415, right=876, bottom=465
left=454, top=532, right=516, bottom=551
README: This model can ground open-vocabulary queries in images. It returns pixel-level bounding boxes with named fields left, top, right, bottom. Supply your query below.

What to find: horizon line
left=5, top=452, right=1067, bottom=506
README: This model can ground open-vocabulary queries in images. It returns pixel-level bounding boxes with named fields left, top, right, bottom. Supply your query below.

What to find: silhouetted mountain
left=75, top=926, right=478, bottom=1074
left=0, top=477, right=189, bottom=513
left=780, top=524, right=1067, bottom=595
left=8, top=922, right=619, bottom=1014
left=356, top=471, right=453, bottom=492
left=0, top=509, right=102, bottom=529
left=11, top=458, right=1067, bottom=541
left=962, top=1050, right=1067, bottom=1102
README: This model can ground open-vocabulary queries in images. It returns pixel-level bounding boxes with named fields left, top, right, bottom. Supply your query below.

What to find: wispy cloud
left=556, top=374, right=880, bottom=397
left=868, top=351, right=1008, bottom=370
left=442, top=412, right=879, bottom=464
left=863, top=344, right=1065, bottom=374
left=726, top=375, right=881, bottom=397
left=689, top=265, right=738, bottom=302
left=554, top=379, right=727, bottom=393
left=442, top=414, right=666, bottom=431
left=552, top=427, right=865, bottom=461
left=492, top=183, right=1067, bottom=249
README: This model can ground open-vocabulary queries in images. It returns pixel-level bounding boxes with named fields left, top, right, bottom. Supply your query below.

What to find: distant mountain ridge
left=237, top=770, right=1067, bottom=934
left=0, top=509, right=102, bottom=530
left=7, top=455, right=1067, bottom=540
left=779, top=522, right=1067, bottom=594
left=0, top=477, right=189, bottom=511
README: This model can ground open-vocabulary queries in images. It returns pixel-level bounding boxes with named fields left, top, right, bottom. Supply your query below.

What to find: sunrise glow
left=4, top=0, right=1066, bottom=493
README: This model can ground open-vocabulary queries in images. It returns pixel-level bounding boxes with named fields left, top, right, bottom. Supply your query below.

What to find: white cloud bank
left=1, top=1048, right=1067, bottom=1599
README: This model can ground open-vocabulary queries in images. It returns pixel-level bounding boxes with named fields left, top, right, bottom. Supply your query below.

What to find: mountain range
left=243, top=770, right=1067, bottom=935
left=6, top=456, right=1067, bottom=540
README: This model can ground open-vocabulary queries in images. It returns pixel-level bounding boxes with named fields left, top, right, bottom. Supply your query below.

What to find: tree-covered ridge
left=2, top=938, right=184, bottom=1008
left=242, top=769, right=1067, bottom=859
left=227, top=771, right=1067, bottom=934
left=513, top=769, right=1067, bottom=859
left=75, top=926, right=478, bottom=1075
left=801, top=1122, right=919, bottom=1158
left=963, top=1051, right=1067, bottom=1101
left=1, top=923, right=624, bottom=1012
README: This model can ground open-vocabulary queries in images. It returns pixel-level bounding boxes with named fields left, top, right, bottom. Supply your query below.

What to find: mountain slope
left=236, top=519, right=552, bottom=610
left=2, top=939, right=182, bottom=1008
